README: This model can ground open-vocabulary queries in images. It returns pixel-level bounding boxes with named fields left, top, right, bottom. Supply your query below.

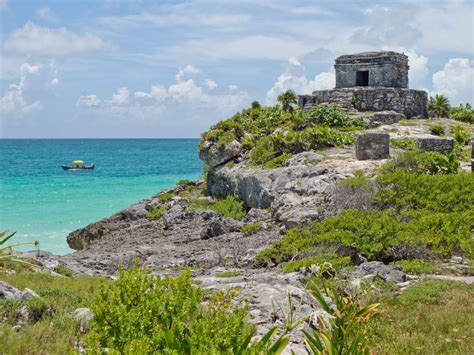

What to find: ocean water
left=0, top=139, right=202, bottom=254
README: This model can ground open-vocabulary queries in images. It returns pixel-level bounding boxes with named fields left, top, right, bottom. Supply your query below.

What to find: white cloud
left=0, top=63, right=42, bottom=115
left=77, top=66, right=250, bottom=132
left=204, top=79, right=217, bottom=90
left=3, top=22, right=112, bottom=56
left=111, top=87, right=129, bottom=105
left=175, top=65, right=200, bottom=82
left=77, top=95, right=101, bottom=107
left=0, top=0, right=8, bottom=11
left=36, top=7, right=59, bottom=23
left=432, top=58, right=474, bottom=105
left=406, top=50, right=428, bottom=89
left=266, top=57, right=334, bottom=103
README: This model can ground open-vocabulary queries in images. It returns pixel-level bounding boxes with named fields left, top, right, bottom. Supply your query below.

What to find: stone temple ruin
left=298, top=51, right=428, bottom=119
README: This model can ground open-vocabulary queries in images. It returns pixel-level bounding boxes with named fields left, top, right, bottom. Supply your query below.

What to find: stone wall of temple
left=298, top=87, right=428, bottom=118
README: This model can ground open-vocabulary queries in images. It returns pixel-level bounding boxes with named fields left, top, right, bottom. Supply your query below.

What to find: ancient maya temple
left=298, top=51, right=428, bottom=118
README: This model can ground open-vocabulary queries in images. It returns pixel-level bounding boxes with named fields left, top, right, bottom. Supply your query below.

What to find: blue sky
left=0, top=0, right=473, bottom=138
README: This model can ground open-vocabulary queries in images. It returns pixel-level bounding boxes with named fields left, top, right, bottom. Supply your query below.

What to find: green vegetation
left=0, top=231, right=38, bottom=270
left=389, top=137, right=417, bottom=150
left=258, top=150, right=473, bottom=272
left=201, top=99, right=366, bottom=167
left=189, top=196, right=246, bottom=221
left=215, top=271, right=243, bottom=278
left=147, top=205, right=166, bottom=220
left=380, top=149, right=459, bottom=174
left=264, top=152, right=292, bottom=169
left=54, top=264, right=74, bottom=277
left=86, top=265, right=255, bottom=353
left=363, top=281, right=474, bottom=354
left=241, top=222, right=261, bottom=236
left=277, top=89, right=297, bottom=112
left=451, top=103, right=474, bottom=123
left=304, top=279, right=379, bottom=354
left=0, top=271, right=105, bottom=354
left=452, top=124, right=471, bottom=145
left=176, top=179, right=192, bottom=186
left=428, top=94, right=450, bottom=118
left=393, top=259, right=439, bottom=275
left=430, top=124, right=445, bottom=136
left=158, top=192, right=173, bottom=203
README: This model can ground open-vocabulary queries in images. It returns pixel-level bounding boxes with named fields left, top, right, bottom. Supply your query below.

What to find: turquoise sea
left=0, top=139, right=202, bottom=254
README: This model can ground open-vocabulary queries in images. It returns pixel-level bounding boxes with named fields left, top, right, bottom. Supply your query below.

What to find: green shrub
left=86, top=266, right=255, bottom=353
left=450, top=104, right=474, bottom=123
left=240, top=223, right=261, bottom=236
left=302, top=126, right=355, bottom=148
left=210, top=196, right=246, bottom=220
left=375, top=170, right=474, bottom=213
left=452, top=124, right=471, bottom=145
left=215, top=271, right=243, bottom=278
left=158, top=192, right=173, bottom=203
left=381, top=149, right=459, bottom=175
left=176, top=179, right=191, bottom=186
left=389, top=138, right=417, bottom=150
left=53, top=264, right=74, bottom=277
left=394, top=259, right=439, bottom=275
left=147, top=205, right=166, bottom=220
left=430, top=124, right=445, bottom=136
left=306, top=104, right=367, bottom=129
left=250, top=136, right=278, bottom=165
left=264, top=153, right=292, bottom=169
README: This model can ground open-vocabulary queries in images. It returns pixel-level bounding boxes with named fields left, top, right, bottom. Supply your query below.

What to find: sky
left=0, top=0, right=473, bottom=138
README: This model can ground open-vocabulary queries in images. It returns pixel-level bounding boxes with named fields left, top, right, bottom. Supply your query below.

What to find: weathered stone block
left=417, top=137, right=454, bottom=154
left=363, top=110, right=405, bottom=127
left=355, top=132, right=390, bottom=160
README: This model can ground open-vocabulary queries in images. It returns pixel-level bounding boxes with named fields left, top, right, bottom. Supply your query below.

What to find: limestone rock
left=199, top=140, right=243, bottom=167
left=417, top=137, right=454, bottom=154
left=363, top=110, right=405, bottom=127
left=20, top=288, right=39, bottom=301
left=71, top=307, right=94, bottom=321
left=201, top=217, right=243, bottom=239
left=352, top=261, right=406, bottom=283
left=0, top=281, right=21, bottom=300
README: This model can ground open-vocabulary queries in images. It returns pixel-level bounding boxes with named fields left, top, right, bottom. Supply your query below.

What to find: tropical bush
left=304, top=280, right=379, bottom=354
left=389, top=137, right=417, bottom=150
left=429, top=124, right=445, bottom=136
left=86, top=266, right=256, bottom=353
left=393, top=259, right=439, bottom=275
left=190, top=196, right=247, bottom=221
left=147, top=205, right=166, bottom=220
left=450, top=103, right=474, bottom=123
left=0, top=231, right=38, bottom=269
left=241, top=222, right=261, bottom=236
left=380, top=149, right=459, bottom=175
left=201, top=102, right=365, bottom=167
left=451, top=124, right=471, bottom=145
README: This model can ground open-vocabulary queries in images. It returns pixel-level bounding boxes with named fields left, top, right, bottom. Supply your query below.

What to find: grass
left=146, top=205, right=166, bottom=220
left=0, top=271, right=106, bottom=354
left=393, top=259, right=440, bottom=275
left=214, top=271, right=243, bottom=278
left=240, top=222, right=260, bottom=236
left=362, top=281, right=474, bottom=354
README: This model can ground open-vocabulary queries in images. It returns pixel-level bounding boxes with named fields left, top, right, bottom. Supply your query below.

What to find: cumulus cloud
left=0, top=63, right=42, bottom=115
left=3, top=22, right=112, bottom=56
left=36, top=7, right=59, bottom=23
left=266, top=57, right=334, bottom=103
left=77, top=66, right=250, bottom=133
left=405, top=50, right=428, bottom=89
left=432, top=58, right=474, bottom=105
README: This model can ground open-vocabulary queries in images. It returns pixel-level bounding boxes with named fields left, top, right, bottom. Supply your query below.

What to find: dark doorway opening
left=356, top=71, right=369, bottom=86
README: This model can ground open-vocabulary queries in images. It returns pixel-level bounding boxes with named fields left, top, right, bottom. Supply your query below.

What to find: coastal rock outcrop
left=199, top=140, right=243, bottom=167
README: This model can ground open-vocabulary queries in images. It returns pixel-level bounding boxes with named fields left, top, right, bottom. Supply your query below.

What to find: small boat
left=62, top=160, right=94, bottom=171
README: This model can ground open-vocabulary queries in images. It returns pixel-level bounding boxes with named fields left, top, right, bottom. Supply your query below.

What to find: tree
left=251, top=100, right=261, bottom=109
left=277, top=90, right=297, bottom=113
left=427, top=94, right=450, bottom=118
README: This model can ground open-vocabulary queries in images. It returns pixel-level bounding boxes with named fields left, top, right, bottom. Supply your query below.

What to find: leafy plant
left=451, top=124, right=470, bottom=145
left=210, top=196, right=247, bottom=220
left=389, top=138, right=417, bottom=150
left=303, top=280, right=379, bottom=354
left=306, top=104, right=367, bottom=129
left=427, top=94, right=450, bottom=118
left=429, top=124, right=445, bottom=136
left=241, top=222, right=261, bottom=236
left=265, top=153, right=292, bottom=169
left=450, top=103, right=474, bottom=123
left=380, top=149, right=459, bottom=175
left=158, top=192, right=173, bottom=203
left=147, top=205, right=166, bottom=220
left=86, top=265, right=255, bottom=353
left=393, top=259, right=439, bottom=275
left=0, top=231, right=38, bottom=269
